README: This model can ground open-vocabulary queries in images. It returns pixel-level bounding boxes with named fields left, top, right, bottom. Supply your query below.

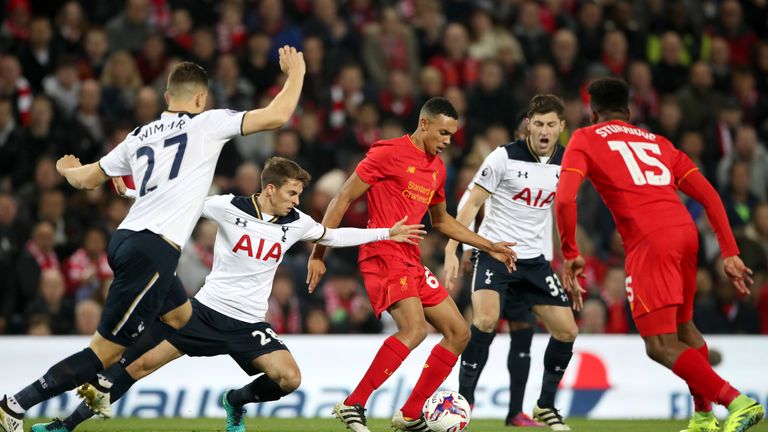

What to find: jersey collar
left=526, top=137, right=560, bottom=164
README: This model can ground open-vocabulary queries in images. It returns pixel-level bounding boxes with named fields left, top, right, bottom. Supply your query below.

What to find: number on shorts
left=625, top=275, right=635, bottom=303
left=546, top=274, right=564, bottom=297
left=608, top=141, right=671, bottom=186
left=424, top=267, right=440, bottom=288
left=251, top=328, right=284, bottom=346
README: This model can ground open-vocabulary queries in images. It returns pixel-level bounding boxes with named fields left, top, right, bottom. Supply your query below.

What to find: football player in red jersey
left=307, top=97, right=517, bottom=432
left=556, top=77, right=764, bottom=432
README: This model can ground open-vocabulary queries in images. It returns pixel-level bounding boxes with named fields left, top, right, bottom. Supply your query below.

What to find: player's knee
left=552, top=323, right=578, bottom=343
left=644, top=340, right=668, bottom=364
left=278, top=368, right=301, bottom=394
left=400, top=322, right=428, bottom=348
left=455, top=324, right=471, bottom=349
left=126, top=356, right=153, bottom=379
left=472, top=314, right=498, bottom=333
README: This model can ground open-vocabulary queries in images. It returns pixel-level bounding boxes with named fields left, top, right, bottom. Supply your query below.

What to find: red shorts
left=359, top=256, right=449, bottom=318
left=624, top=225, right=698, bottom=337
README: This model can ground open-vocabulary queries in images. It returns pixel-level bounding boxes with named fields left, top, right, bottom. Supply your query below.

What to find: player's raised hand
left=488, top=241, right=517, bottom=272
left=723, top=255, right=754, bottom=295
left=306, top=257, right=326, bottom=293
left=443, top=252, right=460, bottom=291
left=56, top=154, right=81, bottom=174
left=388, top=215, right=426, bottom=245
left=563, top=255, right=587, bottom=311
left=278, top=45, right=306, bottom=76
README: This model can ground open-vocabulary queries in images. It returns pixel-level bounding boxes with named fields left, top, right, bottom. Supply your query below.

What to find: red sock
left=672, top=348, right=740, bottom=407
left=400, top=344, right=458, bottom=419
left=345, top=336, right=410, bottom=407
left=689, top=344, right=712, bottom=412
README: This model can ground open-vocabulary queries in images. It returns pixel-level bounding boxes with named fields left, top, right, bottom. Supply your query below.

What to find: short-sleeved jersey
left=355, top=135, right=446, bottom=265
left=194, top=194, right=326, bottom=323
left=100, top=109, right=246, bottom=248
left=561, top=120, right=699, bottom=251
left=473, top=140, right=561, bottom=259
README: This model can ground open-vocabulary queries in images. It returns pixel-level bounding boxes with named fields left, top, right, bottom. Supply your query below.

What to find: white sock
left=5, top=396, right=24, bottom=415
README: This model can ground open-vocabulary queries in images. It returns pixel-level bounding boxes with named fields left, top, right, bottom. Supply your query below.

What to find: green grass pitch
left=24, top=417, right=768, bottom=432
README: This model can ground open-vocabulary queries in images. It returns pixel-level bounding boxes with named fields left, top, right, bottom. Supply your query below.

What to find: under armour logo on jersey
left=461, top=361, right=478, bottom=369
left=485, top=269, right=493, bottom=284
left=235, top=218, right=248, bottom=227
left=518, top=171, right=528, bottom=178
left=281, top=226, right=289, bottom=242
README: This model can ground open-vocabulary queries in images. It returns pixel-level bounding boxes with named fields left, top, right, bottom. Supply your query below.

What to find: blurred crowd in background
left=0, top=0, right=767, bottom=337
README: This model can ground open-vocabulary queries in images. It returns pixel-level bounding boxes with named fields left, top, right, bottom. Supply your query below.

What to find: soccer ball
left=422, top=390, right=471, bottom=432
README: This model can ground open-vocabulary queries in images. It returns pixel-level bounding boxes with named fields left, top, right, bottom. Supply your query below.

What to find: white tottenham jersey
left=472, top=140, right=562, bottom=260
left=194, top=194, right=326, bottom=323
left=100, top=109, right=246, bottom=248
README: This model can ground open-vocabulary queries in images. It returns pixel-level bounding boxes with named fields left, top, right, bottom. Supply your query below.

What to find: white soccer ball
left=422, top=390, right=471, bottom=432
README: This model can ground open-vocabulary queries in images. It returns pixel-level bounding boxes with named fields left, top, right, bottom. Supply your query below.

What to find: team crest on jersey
left=485, top=269, right=494, bottom=285
left=281, top=226, right=289, bottom=242
left=235, top=218, right=248, bottom=227
left=399, top=276, right=408, bottom=291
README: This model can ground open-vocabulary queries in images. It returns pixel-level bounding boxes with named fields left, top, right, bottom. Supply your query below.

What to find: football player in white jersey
left=444, top=95, right=578, bottom=431
left=31, top=157, right=425, bottom=432
left=0, top=47, right=306, bottom=432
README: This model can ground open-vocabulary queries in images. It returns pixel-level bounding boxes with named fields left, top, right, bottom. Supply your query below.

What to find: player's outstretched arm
left=56, top=155, right=109, bottom=190
left=241, top=46, right=306, bottom=135
left=429, top=201, right=517, bottom=272
left=678, top=170, right=754, bottom=293
left=444, top=187, right=490, bottom=290
left=316, top=216, right=426, bottom=247
left=307, top=173, right=372, bottom=292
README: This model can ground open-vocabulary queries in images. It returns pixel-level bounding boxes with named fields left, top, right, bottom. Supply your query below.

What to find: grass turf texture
left=23, top=418, right=768, bottom=432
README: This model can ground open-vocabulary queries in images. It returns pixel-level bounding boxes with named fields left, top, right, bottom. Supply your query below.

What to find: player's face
left=527, top=112, right=564, bottom=156
left=421, top=114, right=457, bottom=156
left=270, top=179, right=304, bottom=216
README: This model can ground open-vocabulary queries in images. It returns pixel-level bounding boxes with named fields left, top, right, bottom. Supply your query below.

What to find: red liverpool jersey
left=561, top=120, right=699, bottom=252
left=355, top=135, right=446, bottom=265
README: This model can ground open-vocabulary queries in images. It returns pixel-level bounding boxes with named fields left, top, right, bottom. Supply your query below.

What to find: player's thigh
left=230, top=322, right=290, bottom=376
left=470, top=289, right=501, bottom=331
left=424, top=296, right=470, bottom=347
left=126, top=340, right=184, bottom=380
left=159, top=278, right=192, bottom=329
left=99, top=230, right=182, bottom=346
left=388, top=296, right=428, bottom=346
left=515, top=256, right=571, bottom=311
left=532, top=305, right=578, bottom=342
left=250, top=349, right=301, bottom=389
left=88, top=332, right=127, bottom=367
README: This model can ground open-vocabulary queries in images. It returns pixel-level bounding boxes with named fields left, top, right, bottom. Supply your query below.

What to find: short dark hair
left=420, top=97, right=459, bottom=120
left=527, top=94, right=565, bottom=119
left=166, top=62, right=208, bottom=96
left=261, top=157, right=311, bottom=188
left=588, top=78, right=630, bottom=115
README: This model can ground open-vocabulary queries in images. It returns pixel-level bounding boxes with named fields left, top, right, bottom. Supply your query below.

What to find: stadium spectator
left=267, top=271, right=303, bottom=334
left=74, top=299, right=102, bottom=335
left=63, top=227, right=111, bottom=299
left=361, top=6, right=420, bottom=88
left=25, top=268, right=73, bottom=335
left=106, top=0, right=152, bottom=53
left=717, top=126, right=768, bottom=202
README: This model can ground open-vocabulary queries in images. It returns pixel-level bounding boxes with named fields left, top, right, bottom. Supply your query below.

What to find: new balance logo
left=407, top=166, right=416, bottom=173
left=281, top=226, right=289, bottom=242
left=485, top=269, right=493, bottom=284
left=461, top=361, right=478, bottom=369
left=235, top=218, right=248, bottom=227
left=518, top=171, right=528, bottom=178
